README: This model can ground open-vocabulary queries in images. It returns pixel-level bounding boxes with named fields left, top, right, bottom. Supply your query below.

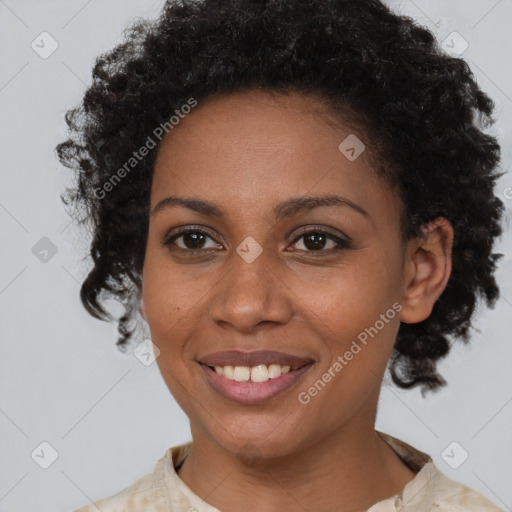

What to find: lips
left=197, top=350, right=315, bottom=405
left=198, top=349, right=314, bottom=370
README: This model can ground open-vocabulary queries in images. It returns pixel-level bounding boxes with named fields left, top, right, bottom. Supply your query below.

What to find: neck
left=177, top=423, right=416, bottom=512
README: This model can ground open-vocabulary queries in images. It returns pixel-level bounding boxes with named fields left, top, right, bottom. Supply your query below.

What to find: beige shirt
left=74, top=431, right=503, bottom=511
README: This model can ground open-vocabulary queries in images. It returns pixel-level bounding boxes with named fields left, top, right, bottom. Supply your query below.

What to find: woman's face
left=142, top=90, right=408, bottom=459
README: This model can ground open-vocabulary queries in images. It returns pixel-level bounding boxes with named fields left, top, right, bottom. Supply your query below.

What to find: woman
left=57, top=0, right=505, bottom=510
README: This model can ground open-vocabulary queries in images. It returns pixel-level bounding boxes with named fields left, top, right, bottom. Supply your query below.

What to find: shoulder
left=73, top=470, right=159, bottom=512
left=391, top=457, right=505, bottom=511
left=374, top=431, right=504, bottom=511
left=421, top=463, right=504, bottom=511
left=72, top=443, right=193, bottom=512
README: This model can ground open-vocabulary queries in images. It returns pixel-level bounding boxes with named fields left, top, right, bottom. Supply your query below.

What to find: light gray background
left=1, top=1, right=511, bottom=511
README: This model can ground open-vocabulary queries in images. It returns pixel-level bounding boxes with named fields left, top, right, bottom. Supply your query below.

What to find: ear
left=140, top=291, right=148, bottom=320
left=399, top=217, right=453, bottom=324
left=138, top=284, right=147, bottom=320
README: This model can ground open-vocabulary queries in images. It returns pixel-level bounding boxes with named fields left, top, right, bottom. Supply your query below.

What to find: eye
left=162, top=226, right=352, bottom=255
left=289, top=228, right=351, bottom=252
left=163, top=227, right=222, bottom=253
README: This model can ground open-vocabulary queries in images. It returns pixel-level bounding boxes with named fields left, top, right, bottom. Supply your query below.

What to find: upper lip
left=198, top=350, right=314, bottom=370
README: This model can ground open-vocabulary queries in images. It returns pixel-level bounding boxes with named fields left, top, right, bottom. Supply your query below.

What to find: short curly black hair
left=56, top=0, right=505, bottom=395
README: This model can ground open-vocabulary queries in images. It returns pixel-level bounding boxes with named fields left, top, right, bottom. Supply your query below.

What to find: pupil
left=304, top=233, right=325, bottom=250
left=184, top=232, right=205, bottom=249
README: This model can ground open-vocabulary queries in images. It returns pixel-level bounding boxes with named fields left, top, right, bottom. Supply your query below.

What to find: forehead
left=156, top=90, right=356, bottom=165
left=151, top=90, right=399, bottom=222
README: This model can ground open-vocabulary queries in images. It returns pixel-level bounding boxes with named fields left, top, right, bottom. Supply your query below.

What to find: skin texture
left=141, top=90, right=453, bottom=512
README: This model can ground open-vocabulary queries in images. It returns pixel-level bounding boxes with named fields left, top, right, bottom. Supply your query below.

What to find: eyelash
left=162, top=225, right=352, bottom=255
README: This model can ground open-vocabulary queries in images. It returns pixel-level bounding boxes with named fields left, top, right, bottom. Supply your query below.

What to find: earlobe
left=399, top=217, right=453, bottom=324
left=140, top=296, right=146, bottom=320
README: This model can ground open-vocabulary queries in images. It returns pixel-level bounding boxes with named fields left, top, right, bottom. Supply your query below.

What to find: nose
left=208, top=247, right=294, bottom=334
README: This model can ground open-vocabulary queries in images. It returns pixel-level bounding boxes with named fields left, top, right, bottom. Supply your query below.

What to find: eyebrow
left=151, top=194, right=369, bottom=221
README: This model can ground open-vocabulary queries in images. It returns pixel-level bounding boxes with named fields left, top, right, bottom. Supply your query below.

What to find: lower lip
left=200, top=363, right=313, bottom=405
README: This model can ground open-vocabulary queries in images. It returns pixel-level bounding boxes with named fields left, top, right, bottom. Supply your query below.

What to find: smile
left=200, top=362, right=314, bottom=405
left=198, top=350, right=315, bottom=405
left=213, top=363, right=296, bottom=381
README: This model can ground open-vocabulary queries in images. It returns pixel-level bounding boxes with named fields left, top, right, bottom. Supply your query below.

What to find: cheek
left=291, top=258, right=400, bottom=338
left=141, top=255, right=203, bottom=409
left=292, top=273, right=400, bottom=436
left=287, top=256, right=402, bottom=403
left=142, top=239, right=203, bottom=327
left=141, top=246, right=201, bottom=365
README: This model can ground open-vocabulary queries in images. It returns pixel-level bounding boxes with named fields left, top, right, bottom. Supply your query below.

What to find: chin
left=201, top=414, right=310, bottom=462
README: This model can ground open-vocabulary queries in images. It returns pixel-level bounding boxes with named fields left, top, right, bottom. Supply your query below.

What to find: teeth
left=213, top=363, right=292, bottom=382
left=223, top=365, right=234, bottom=379
left=251, top=364, right=268, bottom=382
left=268, top=363, right=283, bottom=378
left=233, top=366, right=250, bottom=381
